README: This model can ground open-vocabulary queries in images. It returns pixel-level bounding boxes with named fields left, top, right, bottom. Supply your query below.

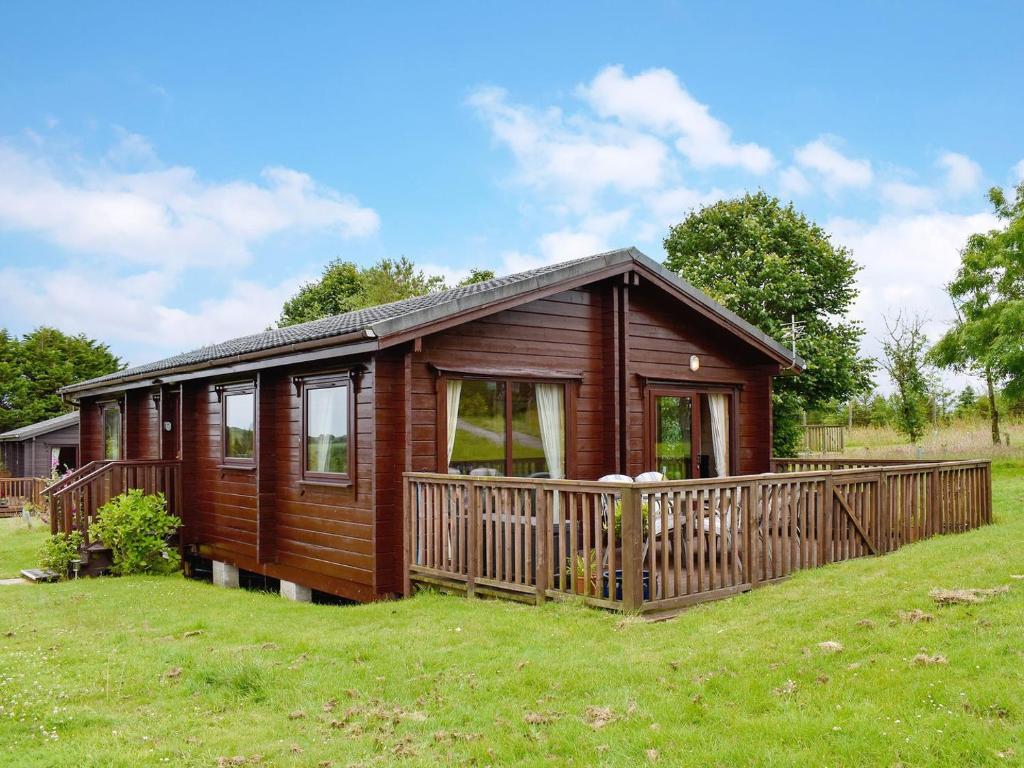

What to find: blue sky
left=1, top=2, right=1022, bottom=389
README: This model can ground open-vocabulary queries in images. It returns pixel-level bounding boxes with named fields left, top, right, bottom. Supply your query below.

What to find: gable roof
left=62, top=247, right=803, bottom=397
left=0, top=411, right=79, bottom=442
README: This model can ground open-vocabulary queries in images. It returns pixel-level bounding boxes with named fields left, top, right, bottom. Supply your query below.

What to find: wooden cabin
left=0, top=411, right=79, bottom=478
left=60, top=248, right=804, bottom=602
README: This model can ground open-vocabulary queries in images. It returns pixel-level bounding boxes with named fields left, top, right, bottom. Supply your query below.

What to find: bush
left=89, top=490, right=181, bottom=575
left=39, top=531, right=84, bottom=578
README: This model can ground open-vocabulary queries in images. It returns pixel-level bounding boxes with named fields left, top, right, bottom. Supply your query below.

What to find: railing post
left=745, top=480, right=759, bottom=589
left=466, top=480, right=477, bottom=599
left=620, top=485, right=643, bottom=612
left=822, top=472, right=834, bottom=564
left=878, top=469, right=890, bottom=553
left=49, top=492, right=58, bottom=535
left=929, top=467, right=940, bottom=539
left=402, top=476, right=412, bottom=597
left=534, top=484, right=548, bottom=606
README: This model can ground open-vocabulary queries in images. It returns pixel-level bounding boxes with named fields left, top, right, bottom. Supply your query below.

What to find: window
left=647, top=387, right=733, bottom=479
left=222, top=386, right=255, bottom=463
left=304, top=379, right=350, bottom=480
left=447, top=378, right=565, bottom=479
left=102, top=404, right=122, bottom=460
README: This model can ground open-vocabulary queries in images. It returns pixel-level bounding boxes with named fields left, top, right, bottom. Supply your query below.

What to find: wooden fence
left=47, top=460, right=182, bottom=543
left=403, top=459, right=991, bottom=615
left=803, top=424, right=845, bottom=453
left=0, top=477, right=47, bottom=514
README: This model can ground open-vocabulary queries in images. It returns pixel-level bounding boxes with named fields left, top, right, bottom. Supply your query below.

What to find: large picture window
left=303, top=378, right=350, bottom=481
left=221, top=385, right=256, bottom=463
left=102, top=404, right=122, bottom=460
left=446, top=377, right=566, bottom=479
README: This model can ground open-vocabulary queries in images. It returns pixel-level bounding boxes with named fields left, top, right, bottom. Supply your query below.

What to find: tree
left=0, top=327, right=121, bottom=432
left=928, top=182, right=1024, bottom=444
left=664, top=192, right=873, bottom=455
left=458, top=268, right=496, bottom=286
left=879, top=313, right=931, bottom=443
left=278, top=257, right=450, bottom=327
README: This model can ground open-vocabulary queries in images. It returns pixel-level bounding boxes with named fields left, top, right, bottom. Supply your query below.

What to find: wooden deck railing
left=0, top=477, right=47, bottom=513
left=403, top=459, right=991, bottom=614
left=47, top=460, right=182, bottom=541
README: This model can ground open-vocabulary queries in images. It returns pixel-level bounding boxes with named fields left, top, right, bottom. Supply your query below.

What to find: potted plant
left=569, top=549, right=598, bottom=596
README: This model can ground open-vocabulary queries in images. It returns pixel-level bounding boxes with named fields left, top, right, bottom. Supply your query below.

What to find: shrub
left=89, top=490, right=181, bottom=575
left=39, top=531, right=84, bottom=577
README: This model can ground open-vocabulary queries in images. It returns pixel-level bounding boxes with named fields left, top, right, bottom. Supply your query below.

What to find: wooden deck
left=403, top=458, right=992, bottom=615
left=0, top=477, right=46, bottom=515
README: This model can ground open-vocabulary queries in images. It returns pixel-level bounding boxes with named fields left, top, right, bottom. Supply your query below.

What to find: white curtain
left=536, top=383, right=565, bottom=523
left=446, top=380, right=462, bottom=465
left=707, top=394, right=729, bottom=477
left=312, top=390, right=337, bottom=473
left=535, top=384, right=565, bottom=480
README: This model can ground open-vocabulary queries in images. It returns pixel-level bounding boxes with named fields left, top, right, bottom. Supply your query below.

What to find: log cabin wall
left=186, top=362, right=377, bottom=602
left=126, top=388, right=160, bottom=459
left=79, top=399, right=103, bottom=462
left=625, top=281, right=777, bottom=475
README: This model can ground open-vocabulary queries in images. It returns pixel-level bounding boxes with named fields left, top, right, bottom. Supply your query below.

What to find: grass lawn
left=0, top=515, right=47, bottom=578
left=1, top=465, right=1022, bottom=767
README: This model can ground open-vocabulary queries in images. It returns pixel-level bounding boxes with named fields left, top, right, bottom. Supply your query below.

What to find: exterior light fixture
left=689, top=355, right=700, bottom=372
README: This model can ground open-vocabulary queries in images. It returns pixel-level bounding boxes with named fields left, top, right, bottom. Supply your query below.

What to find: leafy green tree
left=664, top=192, right=873, bottom=455
left=0, top=327, right=121, bottom=432
left=459, top=268, right=496, bottom=286
left=279, top=257, right=447, bottom=326
left=928, top=182, right=1024, bottom=444
left=879, top=314, right=931, bottom=443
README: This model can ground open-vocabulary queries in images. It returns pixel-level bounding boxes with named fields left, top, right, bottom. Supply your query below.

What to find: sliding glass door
left=647, top=387, right=733, bottom=478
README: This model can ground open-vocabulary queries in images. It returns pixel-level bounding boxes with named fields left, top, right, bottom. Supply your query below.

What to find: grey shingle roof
left=63, top=248, right=802, bottom=395
left=0, top=411, right=79, bottom=441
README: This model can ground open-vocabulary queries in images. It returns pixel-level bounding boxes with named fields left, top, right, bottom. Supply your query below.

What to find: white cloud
left=1013, top=158, right=1024, bottom=182
left=468, top=86, right=669, bottom=208
left=879, top=180, right=938, bottom=209
left=579, top=66, right=774, bottom=174
left=794, top=137, right=873, bottom=191
left=0, top=140, right=379, bottom=268
left=0, top=264, right=307, bottom=361
left=827, top=210, right=999, bottom=388
left=938, top=152, right=982, bottom=196
left=779, top=166, right=812, bottom=197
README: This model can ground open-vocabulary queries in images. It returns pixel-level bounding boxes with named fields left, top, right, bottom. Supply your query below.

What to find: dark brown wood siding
left=126, top=389, right=160, bottom=460
left=625, top=281, right=777, bottom=475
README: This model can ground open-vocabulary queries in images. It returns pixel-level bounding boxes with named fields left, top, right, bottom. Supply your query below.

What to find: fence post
left=928, top=467, right=940, bottom=539
left=620, top=485, right=643, bottom=612
left=466, top=480, right=477, bottom=599
left=534, top=485, right=548, bottom=606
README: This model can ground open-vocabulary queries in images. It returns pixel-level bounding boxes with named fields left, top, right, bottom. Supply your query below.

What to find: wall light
left=689, top=355, right=700, bottom=372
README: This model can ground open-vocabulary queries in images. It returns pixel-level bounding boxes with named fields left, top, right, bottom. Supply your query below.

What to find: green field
left=0, top=516, right=47, bottom=579
left=0, top=463, right=1021, bottom=766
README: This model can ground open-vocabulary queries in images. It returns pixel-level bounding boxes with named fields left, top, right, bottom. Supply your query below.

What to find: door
left=645, top=387, right=735, bottom=479
left=648, top=388, right=698, bottom=480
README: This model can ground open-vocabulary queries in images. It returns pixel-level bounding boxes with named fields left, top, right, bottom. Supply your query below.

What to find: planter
left=602, top=570, right=650, bottom=601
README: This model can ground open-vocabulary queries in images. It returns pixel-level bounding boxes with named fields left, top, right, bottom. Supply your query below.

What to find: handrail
left=44, top=461, right=110, bottom=496
left=54, top=460, right=180, bottom=497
